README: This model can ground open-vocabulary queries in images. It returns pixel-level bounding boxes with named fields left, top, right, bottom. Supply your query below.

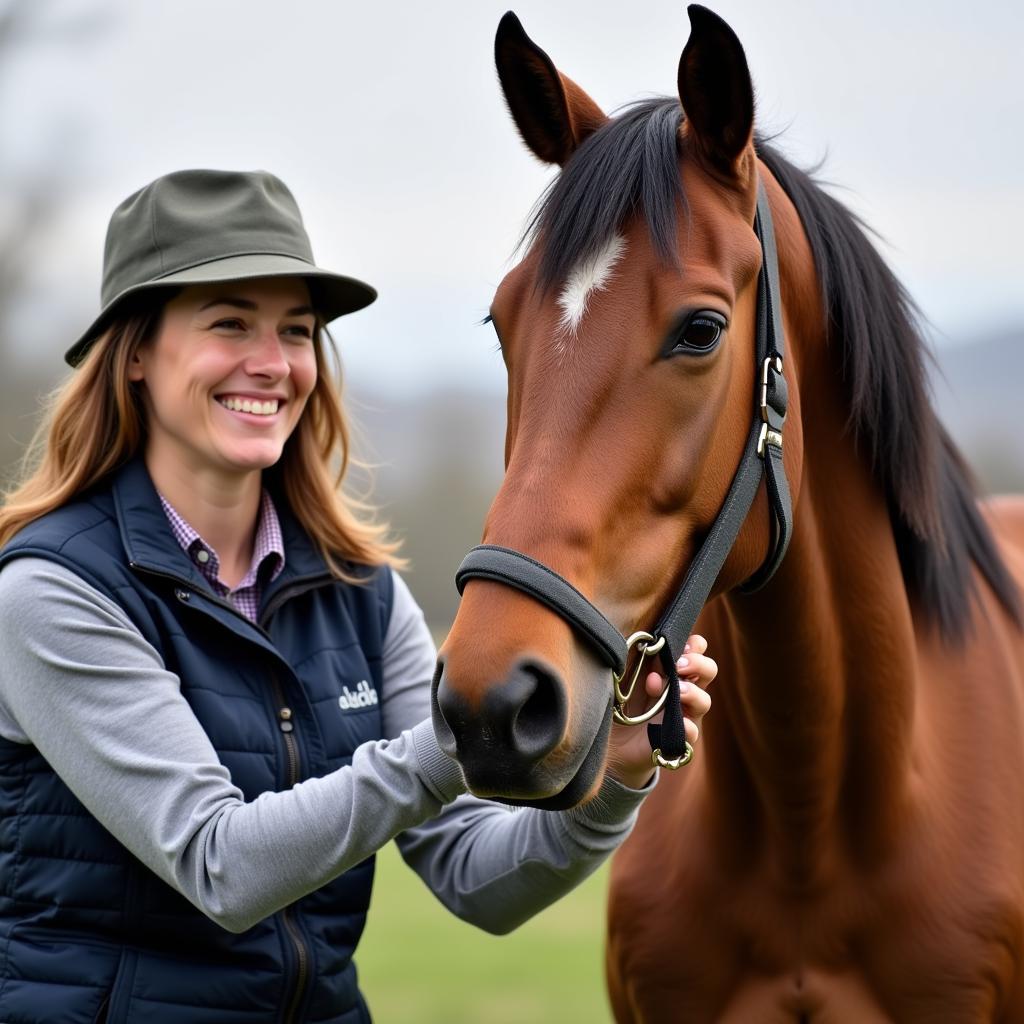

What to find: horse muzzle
left=431, top=648, right=612, bottom=808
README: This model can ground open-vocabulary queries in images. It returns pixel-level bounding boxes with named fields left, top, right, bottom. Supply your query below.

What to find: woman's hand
left=605, top=634, right=716, bottom=791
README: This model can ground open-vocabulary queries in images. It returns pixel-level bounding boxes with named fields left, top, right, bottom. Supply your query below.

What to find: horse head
left=433, top=6, right=804, bottom=806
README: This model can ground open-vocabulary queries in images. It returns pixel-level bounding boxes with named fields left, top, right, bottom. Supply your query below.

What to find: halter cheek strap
left=455, top=179, right=793, bottom=765
left=744, top=175, right=793, bottom=592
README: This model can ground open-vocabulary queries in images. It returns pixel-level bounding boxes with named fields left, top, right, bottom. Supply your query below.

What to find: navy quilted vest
left=0, top=457, right=393, bottom=1024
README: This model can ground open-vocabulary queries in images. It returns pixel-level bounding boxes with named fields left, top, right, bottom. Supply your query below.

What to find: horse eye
left=669, top=312, right=726, bottom=356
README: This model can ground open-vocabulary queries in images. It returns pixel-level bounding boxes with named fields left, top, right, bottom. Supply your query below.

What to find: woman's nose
left=245, top=329, right=290, bottom=378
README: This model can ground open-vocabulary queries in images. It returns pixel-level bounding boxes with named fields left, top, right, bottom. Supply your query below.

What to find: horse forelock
left=525, top=98, right=685, bottom=296
left=522, top=95, right=1021, bottom=639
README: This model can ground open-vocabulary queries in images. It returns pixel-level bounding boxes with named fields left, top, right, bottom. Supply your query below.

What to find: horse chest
left=607, top=808, right=1021, bottom=1023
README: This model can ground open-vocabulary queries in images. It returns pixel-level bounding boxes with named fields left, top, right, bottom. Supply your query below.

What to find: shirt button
left=195, top=550, right=211, bottom=564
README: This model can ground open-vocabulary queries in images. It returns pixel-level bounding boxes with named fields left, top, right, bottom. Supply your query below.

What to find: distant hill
left=929, top=326, right=1024, bottom=493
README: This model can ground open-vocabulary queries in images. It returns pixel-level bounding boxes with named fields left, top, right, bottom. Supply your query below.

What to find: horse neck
left=703, top=186, right=920, bottom=882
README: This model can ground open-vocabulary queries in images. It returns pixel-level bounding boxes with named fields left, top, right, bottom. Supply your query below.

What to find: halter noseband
left=455, top=179, right=793, bottom=769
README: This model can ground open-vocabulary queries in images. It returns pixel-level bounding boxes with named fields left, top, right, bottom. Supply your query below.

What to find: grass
left=357, top=840, right=614, bottom=1022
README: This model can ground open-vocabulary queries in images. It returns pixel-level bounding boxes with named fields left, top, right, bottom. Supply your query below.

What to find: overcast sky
left=2, top=0, right=1022, bottom=394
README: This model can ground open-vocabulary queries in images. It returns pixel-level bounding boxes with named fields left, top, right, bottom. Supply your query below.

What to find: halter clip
left=612, top=631, right=669, bottom=726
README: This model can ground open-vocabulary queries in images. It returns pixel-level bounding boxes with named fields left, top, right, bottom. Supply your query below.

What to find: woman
left=0, top=169, right=715, bottom=1023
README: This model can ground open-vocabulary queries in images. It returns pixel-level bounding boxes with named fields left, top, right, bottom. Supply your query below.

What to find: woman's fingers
left=644, top=652, right=718, bottom=695
left=678, top=652, right=717, bottom=688
left=643, top=671, right=712, bottom=722
left=627, top=634, right=716, bottom=759
left=685, top=717, right=701, bottom=746
left=680, top=678, right=712, bottom=720
left=686, top=633, right=708, bottom=656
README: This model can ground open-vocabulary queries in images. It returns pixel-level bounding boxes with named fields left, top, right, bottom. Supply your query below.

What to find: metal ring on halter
left=612, top=631, right=668, bottom=726
left=652, top=742, right=694, bottom=770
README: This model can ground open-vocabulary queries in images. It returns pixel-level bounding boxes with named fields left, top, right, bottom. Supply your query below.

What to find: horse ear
left=678, top=5, right=755, bottom=173
left=495, top=11, right=606, bottom=166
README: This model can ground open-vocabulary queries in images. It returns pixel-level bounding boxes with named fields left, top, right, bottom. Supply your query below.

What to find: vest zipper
left=258, top=574, right=332, bottom=628
left=270, top=675, right=301, bottom=788
left=130, top=560, right=327, bottom=1020
left=281, top=908, right=311, bottom=1023
left=271, top=671, right=310, bottom=1023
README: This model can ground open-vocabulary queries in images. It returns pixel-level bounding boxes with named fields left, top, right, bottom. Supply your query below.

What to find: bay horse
left=433, top=7, right=1024, bottom=1021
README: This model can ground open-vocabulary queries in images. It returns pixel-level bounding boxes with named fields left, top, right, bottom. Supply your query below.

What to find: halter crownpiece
left=455, top=178, right=793, bottom=769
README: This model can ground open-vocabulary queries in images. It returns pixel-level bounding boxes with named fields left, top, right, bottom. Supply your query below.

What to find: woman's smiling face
left=129, top=277, right=318, bottom=483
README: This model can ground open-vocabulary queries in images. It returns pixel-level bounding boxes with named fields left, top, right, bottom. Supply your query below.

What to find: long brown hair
left=0, top=297, right=403, bottom=578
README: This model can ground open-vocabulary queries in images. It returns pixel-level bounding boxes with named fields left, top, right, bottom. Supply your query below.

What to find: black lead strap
left=455, top=179, right=792, bottom=766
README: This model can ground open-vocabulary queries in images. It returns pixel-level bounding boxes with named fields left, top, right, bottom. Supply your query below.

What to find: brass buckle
left=757, top=355, right=785, bottom=459
left=757, top=421, right=783, bottom=458
left=652, top=742, right=694, bottom=770
left=612, top=631, right=668, bottom=726
left=759, top=354, right=783, bottom=420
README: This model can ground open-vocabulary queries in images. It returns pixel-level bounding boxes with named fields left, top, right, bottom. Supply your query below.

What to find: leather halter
left=455, top=179, right=793, bottom=766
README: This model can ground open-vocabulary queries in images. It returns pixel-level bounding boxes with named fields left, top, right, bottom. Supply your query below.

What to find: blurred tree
left=0, top=0, right=110, bottom=488
left=347, top=386, right=505, bottom=634
left=930, top=328, right=1024, bottom=494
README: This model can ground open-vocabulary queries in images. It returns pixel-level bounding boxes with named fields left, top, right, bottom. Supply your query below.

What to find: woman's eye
left=668, top=312, right=726, bottom=356
left=212, top=318, right=245, bottom=331
left=283, top=324, right=313, bottom=339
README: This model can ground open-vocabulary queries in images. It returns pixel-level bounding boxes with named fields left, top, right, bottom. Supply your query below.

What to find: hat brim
left=64, top=253, right=377, bottom=367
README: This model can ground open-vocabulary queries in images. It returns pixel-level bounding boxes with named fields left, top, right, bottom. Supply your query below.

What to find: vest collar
left=112, top=457, right=211, bottom=589
left=110, top=456, right=333, bottom=593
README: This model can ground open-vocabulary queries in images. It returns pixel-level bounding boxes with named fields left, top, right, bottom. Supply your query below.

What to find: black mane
left=528, top=97, right=1020, bottom=640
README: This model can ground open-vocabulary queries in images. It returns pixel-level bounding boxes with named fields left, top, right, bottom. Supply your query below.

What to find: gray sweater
left=0, top=557, right=648, bottom=935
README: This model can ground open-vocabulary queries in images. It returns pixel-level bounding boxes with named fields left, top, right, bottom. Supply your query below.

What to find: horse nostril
left=431, top=657, right=568, bottom=766
left=509, top=660, right=567, bottom=760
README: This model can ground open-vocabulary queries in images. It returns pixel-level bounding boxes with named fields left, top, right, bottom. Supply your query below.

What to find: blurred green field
left=357, top=840, right=614, bottom=1022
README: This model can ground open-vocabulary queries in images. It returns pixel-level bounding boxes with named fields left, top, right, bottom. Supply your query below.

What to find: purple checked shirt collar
left=158, top=489, right=285, bottom=623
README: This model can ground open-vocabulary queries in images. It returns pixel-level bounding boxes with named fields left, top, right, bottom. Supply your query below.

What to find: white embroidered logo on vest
left=338, top=680, right=379, bottom=711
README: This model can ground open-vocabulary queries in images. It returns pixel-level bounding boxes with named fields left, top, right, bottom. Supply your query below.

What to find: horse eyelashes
left=666, top=310, right=727, bottom=357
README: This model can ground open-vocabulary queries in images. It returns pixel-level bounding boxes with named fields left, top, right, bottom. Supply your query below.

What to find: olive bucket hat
left=65, top=168, right=377, bottom=367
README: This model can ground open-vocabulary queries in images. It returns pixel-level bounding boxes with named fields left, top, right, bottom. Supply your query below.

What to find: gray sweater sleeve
left=0, top=558, right=648, bottom=936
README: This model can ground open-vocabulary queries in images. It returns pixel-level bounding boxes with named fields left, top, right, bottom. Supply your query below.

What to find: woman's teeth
left=218, top=397, right=279, bottom=416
